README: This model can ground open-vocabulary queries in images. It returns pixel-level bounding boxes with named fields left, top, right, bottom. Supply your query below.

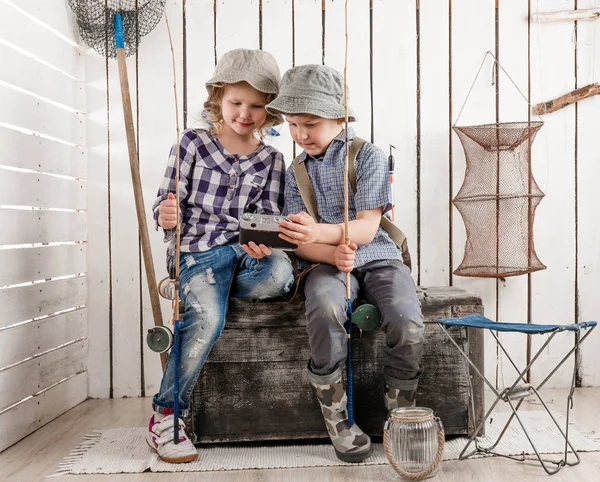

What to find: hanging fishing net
left=452, top=121, right=546, bottom=278
left=68, top=0, right=166, bottom=58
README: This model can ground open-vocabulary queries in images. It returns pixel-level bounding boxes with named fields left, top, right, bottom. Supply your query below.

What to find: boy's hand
left=334, top=242, right=357, bottom=273
left=158, top=193, right=178, bottom=230
left=242, top=241, right=272, bottom=259
left=278, top=211, right=318, bottom=245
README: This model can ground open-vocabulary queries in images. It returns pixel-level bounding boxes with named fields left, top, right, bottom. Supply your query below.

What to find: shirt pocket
left=242, top=174, right=267, bottom=208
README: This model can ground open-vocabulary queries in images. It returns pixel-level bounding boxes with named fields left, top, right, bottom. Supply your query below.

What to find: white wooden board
left=7, top=0, right=81, bottom=44
left=529, top=0, right=577, bottom=387
left=215, top=0, right=259, bottom=58
left=0, top=85, right=84, bottom=146
left=450, top=0, right=498, bottom=387
left=0, top=308, right=86, bottom=369
left=294, top=0, right=322, bottom=66
left=0, top=277, right=87, bottom=329
left=0, top=339, right=87, bottom=411
left=0, top=243, right=86, bottom=287
left=0, top=126, right=85, bottom=178
left=137, top=0, right=186, bottom=397
left=0, top=42, right=84, bottom=112
left=573, top=0, right=600, bottom=387
left=419, top=0, right=450, bottom=287
left=107, top=50, right=142, bottom=399
left=324, top=0, right=371, bottom=140
left=0, top=209, right=86, bottom=246
left=0, top=169, right=85, bottom=211
left=262, top=0, right=294, bottom=166
left=0, top=3, right=83, bottom=80
left=494, top=0, right=532, bottom=387
left=85, top=48, right=111, bottom=399
left=0, top=371, right=87, bottom=453
left=372, top=0, right=418, bottom=281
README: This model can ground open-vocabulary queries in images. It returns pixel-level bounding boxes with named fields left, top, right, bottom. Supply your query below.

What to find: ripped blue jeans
left=152, top=242, right=294, bottom=414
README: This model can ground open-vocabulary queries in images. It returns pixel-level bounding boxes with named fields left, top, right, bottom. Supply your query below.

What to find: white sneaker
left=158, top=277, right=175, bottom=300
left=147, top=413, right=198, bottom=463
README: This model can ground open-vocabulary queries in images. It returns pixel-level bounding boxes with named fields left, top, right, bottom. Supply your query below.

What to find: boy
left=266, top=65, right=424, bottom=463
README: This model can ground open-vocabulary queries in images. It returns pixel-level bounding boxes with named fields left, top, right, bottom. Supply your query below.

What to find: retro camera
left=239, top=212, right=297, bottom=251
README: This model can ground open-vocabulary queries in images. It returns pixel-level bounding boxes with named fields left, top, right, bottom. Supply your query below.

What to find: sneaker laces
left=153, top=414, right=188, bottom=445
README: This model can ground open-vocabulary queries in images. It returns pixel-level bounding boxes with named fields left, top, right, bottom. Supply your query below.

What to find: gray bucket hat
left=266, top=64, right=357, bottom=121
left=206, top=48, right=281, bottom=95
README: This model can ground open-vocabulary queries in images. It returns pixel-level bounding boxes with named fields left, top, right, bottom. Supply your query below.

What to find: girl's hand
left=334, top=242, right=357, bottom=273
left=278, top=211, right=318, bottom=245
left=158, top=193, right=178, bottom=230
left=242, top=241, right=272, bottom=259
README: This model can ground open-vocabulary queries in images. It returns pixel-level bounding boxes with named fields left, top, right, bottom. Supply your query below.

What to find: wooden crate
left=188, top=286, right=484, bottom=443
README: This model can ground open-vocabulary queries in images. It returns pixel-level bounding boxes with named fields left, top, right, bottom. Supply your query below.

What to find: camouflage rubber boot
left=384, top=374, right=418, bottom=415
left=307, top=365, right=372, bottom=463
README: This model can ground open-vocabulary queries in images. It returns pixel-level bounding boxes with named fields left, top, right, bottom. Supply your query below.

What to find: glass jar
left=383, top=407, right=445, bottom=480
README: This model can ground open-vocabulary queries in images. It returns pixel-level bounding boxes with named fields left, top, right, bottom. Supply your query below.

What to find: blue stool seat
left=439, top=314, right=597, bottom=334
left=438, top=314, right=597, bottom=475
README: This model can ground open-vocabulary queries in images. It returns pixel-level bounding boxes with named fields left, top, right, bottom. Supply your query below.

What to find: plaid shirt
left=153, top=128, right=286, bottom=260
left=283, top=127, right=402, bottom=268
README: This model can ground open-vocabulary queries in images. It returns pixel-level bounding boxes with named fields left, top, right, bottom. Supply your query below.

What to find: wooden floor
left=2, top=388, right=600, bottom=482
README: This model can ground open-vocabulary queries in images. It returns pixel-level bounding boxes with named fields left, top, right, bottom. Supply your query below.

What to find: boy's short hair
left=266, top=65, right=357, bottom=122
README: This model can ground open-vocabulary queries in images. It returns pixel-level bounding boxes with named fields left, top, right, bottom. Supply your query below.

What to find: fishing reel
left=351, top=302, right=381, bottom=332
left=147, top=325, right=174, bottom=353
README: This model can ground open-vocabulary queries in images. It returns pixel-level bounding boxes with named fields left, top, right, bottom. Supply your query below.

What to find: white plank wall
left=575, top=0, right=600, bottom=387
left=138, top=0, right=186, bottom=397
left=0, top=0, right=87, bottom=452
left=372, top=0, right=418, bottom=270
left=84, top=0, right=599, bottom=404
left=495, top=0, right=530, bottom=386
left=262, top=0, right=294, bottom=166
left=419, top=0, right=450, bottom=288
left=4, top=2, right=600, bottom=456
left=450, top=0, right=499, bottom=386
left=530, top=0, right=577, bottom=387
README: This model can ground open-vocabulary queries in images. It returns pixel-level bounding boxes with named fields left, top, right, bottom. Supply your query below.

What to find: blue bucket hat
left=266, top=64, right=357, bottom=121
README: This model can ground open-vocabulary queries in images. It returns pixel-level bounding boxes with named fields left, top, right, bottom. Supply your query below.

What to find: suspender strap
left=293, top=137, right=412, bottom=271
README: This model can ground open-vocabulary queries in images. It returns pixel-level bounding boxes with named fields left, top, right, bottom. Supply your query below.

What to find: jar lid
left=389, top=406, right=434, bottom=422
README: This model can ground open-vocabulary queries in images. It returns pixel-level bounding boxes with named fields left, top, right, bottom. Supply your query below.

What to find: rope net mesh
left=68, top=0, right=166, bottom=58
left=453, top=121, right=546, bottom=278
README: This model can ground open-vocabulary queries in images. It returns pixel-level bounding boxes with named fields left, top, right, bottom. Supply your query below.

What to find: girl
left=148, top=49, right=294, bottom=463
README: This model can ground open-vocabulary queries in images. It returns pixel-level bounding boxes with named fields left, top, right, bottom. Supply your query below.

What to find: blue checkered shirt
left=283, top=127, right=402, bottom=268
left=153, top=128, right=286, bottom=260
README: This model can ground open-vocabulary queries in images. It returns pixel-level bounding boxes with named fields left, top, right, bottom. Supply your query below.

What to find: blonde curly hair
left=203, top=84, right=283, bottom=136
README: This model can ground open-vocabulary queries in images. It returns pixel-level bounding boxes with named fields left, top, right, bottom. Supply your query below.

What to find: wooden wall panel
left=529, top=0, right=577, bottom=387
left=78, top=0, right=600, bottom=399
left=262, top=0, right=294, bottom=166
left=106, top=43, right=142, bottom=399
left=372, top=0, right=418, bottom=279
left=86, top=43, right=111, bottom=399
left=138, top=0, right=187, bottom=397
left=495, top=0, right=531, bottom=386
left=294, top=0, right=323, bottom=66
left=0, top=126, right=85, bottom=178
left=451, top=0, right=499, bottom=386
left=0, top=0, right=89, bottom=450
left=0, top=243, right=85, bottom=287
left=575, top=0, right=600, bottom=386
left=419, top=0, right=450, bottom=287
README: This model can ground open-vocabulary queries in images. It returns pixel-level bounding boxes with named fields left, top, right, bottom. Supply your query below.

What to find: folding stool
left=438, top=314, right=597, bottom=475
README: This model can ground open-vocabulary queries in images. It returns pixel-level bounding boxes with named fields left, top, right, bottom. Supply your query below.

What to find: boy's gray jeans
left=304, top=259, right=424, bottom=382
